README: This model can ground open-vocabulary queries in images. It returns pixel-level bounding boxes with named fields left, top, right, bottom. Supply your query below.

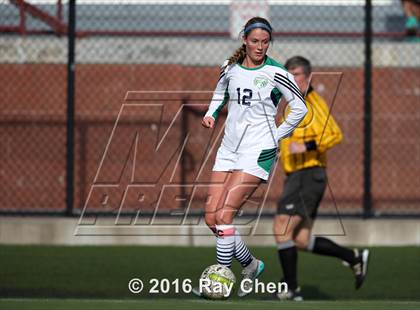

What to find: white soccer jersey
left=205, top=56, right=308, bottom=153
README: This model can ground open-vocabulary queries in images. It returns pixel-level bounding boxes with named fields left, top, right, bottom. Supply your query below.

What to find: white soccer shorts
left=212, top=145, right=278, bottom=181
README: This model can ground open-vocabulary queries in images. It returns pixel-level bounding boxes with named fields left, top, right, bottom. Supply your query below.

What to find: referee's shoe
left=276, top=286, right=303, bottom=301
left=344, top=248, right=370, bottom=289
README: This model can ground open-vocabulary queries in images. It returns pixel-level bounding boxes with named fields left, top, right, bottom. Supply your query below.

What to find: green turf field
left=1, top=299, right=419, bottom=310
left=0, top=245, right=419, bottom=309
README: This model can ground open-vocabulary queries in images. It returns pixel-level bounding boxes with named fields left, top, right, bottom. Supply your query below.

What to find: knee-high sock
left=215, top=224, right=235, bottom=268
left=277, top=240, right=298, bottom=290
left=233, top=229, right=253, bottom=267
left=308, top=236, right=356, bottom=265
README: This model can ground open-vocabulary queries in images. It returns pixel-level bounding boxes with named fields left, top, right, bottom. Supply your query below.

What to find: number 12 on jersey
left=236, top=88, right=253, bottom=106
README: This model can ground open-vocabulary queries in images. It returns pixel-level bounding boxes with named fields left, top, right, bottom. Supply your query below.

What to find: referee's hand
left=289, top=142, right=307, bottom=154
left=202, top=116, right=215, bottom=128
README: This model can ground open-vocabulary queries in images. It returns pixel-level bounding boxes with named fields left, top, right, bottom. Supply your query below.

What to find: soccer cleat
left=276, top=286, right=303, bottom=301
left=237, top=259, right=265, bottom=297
left=351, top=248, right=370, bottom=289
left=342, top=260, right=350, bottom=267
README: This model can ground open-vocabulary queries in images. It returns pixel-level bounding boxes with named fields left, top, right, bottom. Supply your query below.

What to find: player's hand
left=202, top=116, right=215, bottom=128
left=289, top=142, right=306, bottom=154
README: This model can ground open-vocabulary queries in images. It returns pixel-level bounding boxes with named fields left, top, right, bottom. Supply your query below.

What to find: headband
left=244, top=22, right=272, bottom=35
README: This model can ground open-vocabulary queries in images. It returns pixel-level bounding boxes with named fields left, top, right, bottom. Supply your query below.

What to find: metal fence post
left=66, top=0, right=76, bottom=216
left=363, top=0, right=373, bottom=218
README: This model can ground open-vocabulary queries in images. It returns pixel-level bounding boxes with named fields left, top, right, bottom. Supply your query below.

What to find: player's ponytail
left=227, top=44, right=247, bottom=66
left=226, top=16, right=273, bottom=67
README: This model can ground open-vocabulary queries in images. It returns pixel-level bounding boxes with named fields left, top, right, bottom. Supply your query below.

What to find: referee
left=273, top=56, right=369, bottom=301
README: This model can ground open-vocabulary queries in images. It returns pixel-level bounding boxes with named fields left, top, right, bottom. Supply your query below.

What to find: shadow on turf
left=299, top=285, right=334, bottom=300
left=258, top=285, right=333, bottom=301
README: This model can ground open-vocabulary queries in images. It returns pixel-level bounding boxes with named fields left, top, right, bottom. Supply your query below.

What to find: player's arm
left=274, top=71, right=308, bottom=141
left=203, top=61, right=230, bottom=127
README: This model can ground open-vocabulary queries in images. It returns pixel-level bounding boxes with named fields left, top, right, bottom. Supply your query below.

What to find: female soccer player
left=197, top=17, right=307, bottom=297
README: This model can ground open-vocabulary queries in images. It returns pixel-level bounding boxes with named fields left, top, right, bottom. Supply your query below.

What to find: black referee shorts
left=277, top=166, right=327, bottom=219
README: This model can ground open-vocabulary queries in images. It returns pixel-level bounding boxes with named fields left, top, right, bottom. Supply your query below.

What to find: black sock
left=277, top=243, right=298, bottom=290
left=311, top=237, right=356, bottom=265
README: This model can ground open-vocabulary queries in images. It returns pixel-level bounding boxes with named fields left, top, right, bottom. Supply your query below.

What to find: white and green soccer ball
left=199, top=264, right=236, bottom=300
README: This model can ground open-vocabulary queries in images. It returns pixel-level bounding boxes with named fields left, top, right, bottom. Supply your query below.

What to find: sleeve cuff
left=204, top=112, right=216, bottom=121
left=304, top=140, right=317, bottom=151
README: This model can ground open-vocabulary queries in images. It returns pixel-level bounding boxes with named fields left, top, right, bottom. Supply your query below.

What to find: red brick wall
left=1, top=64, right=418, bottom=213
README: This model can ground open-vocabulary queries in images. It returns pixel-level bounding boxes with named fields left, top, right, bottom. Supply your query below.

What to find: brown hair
left=227, top=17, right=273, bottom=66
left=285, top=56, right=312, bottom=77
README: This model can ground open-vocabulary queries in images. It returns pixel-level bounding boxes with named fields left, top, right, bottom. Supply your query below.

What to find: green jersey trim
left=212, top=85, right=230, bottom=119
left=270, top=88, right=282, bottom=107
left=265, top=56, right=286, bottom=70
left=257, top=148, right=278, bottom=173
left=237, top=56, right=268, bottom=70
left=236, top=55, right=285, bottom=71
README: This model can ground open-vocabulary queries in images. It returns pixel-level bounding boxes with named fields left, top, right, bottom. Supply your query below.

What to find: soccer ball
left=199, top=264, right=236, bottom=300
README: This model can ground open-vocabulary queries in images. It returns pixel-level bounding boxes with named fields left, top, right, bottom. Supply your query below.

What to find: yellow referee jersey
left=280, top=87, right=343, bottom=174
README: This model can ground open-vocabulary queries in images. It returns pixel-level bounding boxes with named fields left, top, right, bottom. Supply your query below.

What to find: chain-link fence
left=0, top=0, right=419, bottom=217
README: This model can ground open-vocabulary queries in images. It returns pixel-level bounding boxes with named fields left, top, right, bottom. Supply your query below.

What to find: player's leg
left=204, top=145, right=237, bottom=235
left=215, top=170, right=260, bottom=224
left=214, top=170, right=264, bottom=296
left=192, top=162, right=234, bottom=297
left=223, top=171, right=260, bottom=267
left=193, top=170, right=233, bottom=298
left=308, top=236, right=370, bottom=289
left=273, top=169, right=305, bottom=298
left=273, top=213, right=303, bottom=299
left=303, top=230, right=369, bottom=289
left=214, top=171, right=260, bottom=268
left=204, top=171, right=232, bottom=235
left=227, top=148, right=277, bottom=280
left=294, top=168, right=370, bottom=289
left=293, top=218, right=313, bottom=250
left=295, top=225, right=370, bottom=289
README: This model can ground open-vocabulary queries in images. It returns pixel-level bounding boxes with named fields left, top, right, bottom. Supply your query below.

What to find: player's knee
left=272, top=218, right=281, bottom=235
left=215, top=214, right=226, bottom=225
left=204, top=214, right=216, bottom=228
left=273, top=215, right=289, bottom=234
left=273, top=215, right=294, bottom=242
left=276, top=233, right=293, bottom=243
left=204, top=215, right=218, bottom=236
left=294, top=237, right=309, bottom=250
left=214, top=210, right=222, bottom=225
left=215, top=211, right=233, bottom=225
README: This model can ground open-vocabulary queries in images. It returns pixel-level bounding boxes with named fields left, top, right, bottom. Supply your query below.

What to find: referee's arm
left=306, top=97, right=343, bottom=153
